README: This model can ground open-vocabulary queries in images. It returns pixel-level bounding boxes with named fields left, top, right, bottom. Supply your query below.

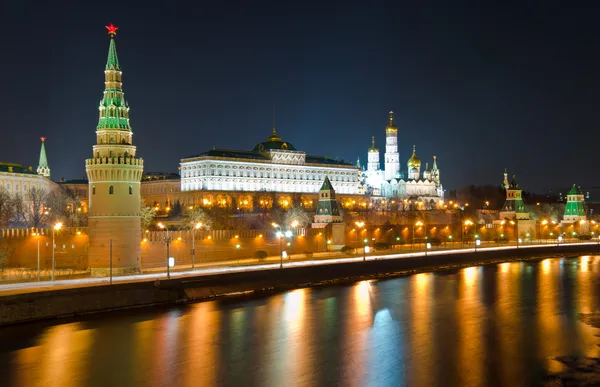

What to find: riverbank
left=1, top=243, right=599, bottom=326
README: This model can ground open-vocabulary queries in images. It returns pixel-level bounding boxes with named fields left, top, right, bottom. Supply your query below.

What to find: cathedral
left=359, top=112, right=444, bottom=206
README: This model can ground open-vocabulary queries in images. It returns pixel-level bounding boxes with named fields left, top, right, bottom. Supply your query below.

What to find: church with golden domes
left=360, top=112, right=444, bottom=207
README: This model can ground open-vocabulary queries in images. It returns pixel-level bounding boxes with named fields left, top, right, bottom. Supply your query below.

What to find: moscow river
left=0, top=256, right=598, bottom=387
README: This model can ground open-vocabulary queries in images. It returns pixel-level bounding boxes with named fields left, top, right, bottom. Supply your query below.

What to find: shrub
left=254, top=250, right=268, bottom=261
left=340, top=245, right=354, bottom=254
left=373, top=242, right=390, bottom=250
left=304, top=251, right=313, bottom=258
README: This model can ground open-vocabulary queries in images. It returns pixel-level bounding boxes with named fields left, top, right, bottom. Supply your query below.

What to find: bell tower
left=85, top=24, right=144, bottom=276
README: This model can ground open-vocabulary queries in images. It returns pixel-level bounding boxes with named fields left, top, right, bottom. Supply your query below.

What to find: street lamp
left=413, top=221, right=423, bottom=250
left=192, top=222, right=202, bottom=270
left=32, top=231, right=41, bottom=281
left=52, top=222, right=62, bottom=281
left=363, top=238, right=368, bottom=261
left=157, top=223, right=171, bottom=279
left=463, top=220, right=473, bottom=246
left=285, top=229, right=293, bottom=258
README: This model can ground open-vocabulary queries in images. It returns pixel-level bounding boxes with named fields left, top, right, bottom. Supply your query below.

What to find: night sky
left=3, top=1, right=600, bottom=193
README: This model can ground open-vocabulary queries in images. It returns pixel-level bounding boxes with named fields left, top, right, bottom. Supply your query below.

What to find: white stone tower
left=367, top=136, right=380, bottom=172
left=384, top=111, right=399, bottom=180
left=85, top=24, right=144, bottom=276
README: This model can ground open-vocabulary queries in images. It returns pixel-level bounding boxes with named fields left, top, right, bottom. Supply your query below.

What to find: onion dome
left=253, top=127, right=296, bottom=152
left=385, top=111, right=398, bottom=133
left=423, top=162, right=431, bottom=180
left=368, top=136, right=379, bottom=153
left=407, top=145, right=421, bottom=167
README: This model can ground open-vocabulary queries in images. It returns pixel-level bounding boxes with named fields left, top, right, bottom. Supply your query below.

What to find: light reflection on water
left=0, top=256, right=598, bottom=387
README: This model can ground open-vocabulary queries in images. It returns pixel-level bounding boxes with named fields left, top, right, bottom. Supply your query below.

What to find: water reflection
left=0, top=256, right=599, bottom=387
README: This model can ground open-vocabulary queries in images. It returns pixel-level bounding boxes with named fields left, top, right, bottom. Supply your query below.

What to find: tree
left=0, top=190, right=14, bottom=228
left=140, top=199, right=155, bottom=231
left=181, top=207, right=213, bottom=230
left=273, top=205, right=311, bottom=228
left=23, top=187, right=49, bottom=228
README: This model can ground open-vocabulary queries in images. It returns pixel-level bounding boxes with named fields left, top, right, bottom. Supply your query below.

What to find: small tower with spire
left=37, top=137, right=50, bottom=178
left=367, top=136, right=380, bottom=172
left=563, top=184, right=586, bottom=222
left=499, top=171, right=529, bottom=220
left=85, top=25, right=144, bottom=276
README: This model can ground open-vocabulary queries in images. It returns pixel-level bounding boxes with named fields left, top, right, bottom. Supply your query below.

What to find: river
left=0, top=256, right=598, bottom=387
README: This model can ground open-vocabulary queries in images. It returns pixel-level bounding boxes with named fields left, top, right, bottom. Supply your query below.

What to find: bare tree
left=274, top=205, right=311, bottom=228
left=140, top=199, right=156, bottom=231
left=181, top=207, right=213, bottom=230
left=24, top=187, right=49, bottom=228
left=0, top=190, right=13, bottom=228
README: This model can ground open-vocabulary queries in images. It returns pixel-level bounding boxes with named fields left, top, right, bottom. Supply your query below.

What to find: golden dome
left=368, top=136, right=379, bottom=153
left=407, top=145, right=421, bottom=167
left=385, top=111, right=398, bottom=133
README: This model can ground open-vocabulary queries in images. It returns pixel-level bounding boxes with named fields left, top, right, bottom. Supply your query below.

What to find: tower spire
left=272, top=105, right=276, bottom=136
left=432, top=155, right=438, bottom=170
left=98, top=24, right=130, bottom=131
left=37, top=137, right=50, bottom=178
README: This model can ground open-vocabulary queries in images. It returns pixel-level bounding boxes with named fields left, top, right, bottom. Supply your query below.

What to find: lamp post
left=363, top=238, right=368, bottom=261
left=192, top=222, right=202, bottom=270
left=32, top=232, right=40, bottom=281
left=413, top=221, right=423, bottom=251
left=158, top=223, right=171, bottom=279
left=52, top=222, right=62, bottom=282
left=462, top=220, right=473, bottom=246
left=355, top=221, right=365, bottom=249
left=273, top=223, right=284, bottom=267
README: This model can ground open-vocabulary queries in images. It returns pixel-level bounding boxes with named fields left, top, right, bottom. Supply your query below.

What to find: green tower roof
left=106, top=37, right=120, bottom=70
left=38, top=137, right=48, bottom=168
left=567, top=184, right=582, bottom=195
left=97, top=26, right=131, bottom=131
left=320, top=175, right=334, bottom=191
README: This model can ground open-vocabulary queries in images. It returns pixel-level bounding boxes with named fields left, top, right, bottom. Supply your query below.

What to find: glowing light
left=276, top=231, right=283, bottom=238
left=285, top=230, right=292, bottom=238
left=426, top=243, right=431, bottom=249
left=365, top=246, right=371, bottom=253
left=76, top=231, right=81, bottom=235
left=177, top=237, right=182, bottom=241
left=54, top=222, right=62, bottom=231
left=168, top=257, right=175, bottom=267
left=236, top=244, right=240, bottom=249
left=475, top=240, right=481, bottom=246
left=106, top=24, right=118, bottom=36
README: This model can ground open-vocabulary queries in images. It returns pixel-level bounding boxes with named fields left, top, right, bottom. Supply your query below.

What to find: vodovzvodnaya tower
left=85, top=25, right=144, bottom=276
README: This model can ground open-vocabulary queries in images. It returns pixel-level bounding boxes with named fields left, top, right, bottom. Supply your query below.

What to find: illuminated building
left=180, top=127, right=360, bottom=194
left=360, top=112, right=444, bottom=205
left=0, top=137, right=57, bottom=197
left=85, top=25, right=144, bottom=275
left=563, top=184, right=586, bottom=222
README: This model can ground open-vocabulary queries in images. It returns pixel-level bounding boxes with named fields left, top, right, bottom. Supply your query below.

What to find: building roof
left=252, top=128, right=296, bottom=152
left=59, top=179, right=89, bottom=185
left=184, top=147, right=353, bottom=167
left=368, top=136, right=378, bottom=152
left=0, top=162, right=36, bottom=175
left=407, top=145, right=421, bottom=167
left=385, top=111, right=398, bottom=133
left=568, top=184, right=582, bottom=196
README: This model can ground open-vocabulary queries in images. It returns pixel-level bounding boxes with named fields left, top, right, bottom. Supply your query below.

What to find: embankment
left=1, top=244, right=598, bottom=326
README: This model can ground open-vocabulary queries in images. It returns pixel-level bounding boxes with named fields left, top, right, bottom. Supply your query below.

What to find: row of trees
left=0, top=187, right=86, bottom=229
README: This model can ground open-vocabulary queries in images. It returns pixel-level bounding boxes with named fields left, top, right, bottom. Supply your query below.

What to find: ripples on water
left=0, top=256, right=598, bottom=387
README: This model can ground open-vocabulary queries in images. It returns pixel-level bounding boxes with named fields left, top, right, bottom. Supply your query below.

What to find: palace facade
left=180, top=128, right=360, bottom=195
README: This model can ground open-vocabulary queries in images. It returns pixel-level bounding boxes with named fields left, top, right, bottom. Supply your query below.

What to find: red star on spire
left=106, top=24, right=118, bottom=36
left=40, top=136, right=46, bottom=142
